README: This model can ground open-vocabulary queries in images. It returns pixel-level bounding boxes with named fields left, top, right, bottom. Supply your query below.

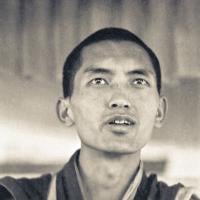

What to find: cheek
left=144, top=103, right=157, bottom=118
left=71, top=94, right=103, bottom=123
left=137, top=96, right=159, bottom=121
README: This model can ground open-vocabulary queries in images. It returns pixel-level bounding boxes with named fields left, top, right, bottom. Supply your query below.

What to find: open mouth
left=107, top=116, right=136, bottom=126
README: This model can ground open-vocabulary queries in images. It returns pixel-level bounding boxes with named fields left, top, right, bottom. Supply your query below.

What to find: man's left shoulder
left=147, top=173, right=200, bottom=200
left=145, top=173, right=183, bottom=199
left=175, top=186, right=200, bottom=200
left=142, top=174, right=200, bottom=200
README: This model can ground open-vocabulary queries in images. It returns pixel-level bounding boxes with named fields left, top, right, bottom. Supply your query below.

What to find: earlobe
left=154, top=96, right=168, bottom=128
left=56, top=97, right=74, bottom=126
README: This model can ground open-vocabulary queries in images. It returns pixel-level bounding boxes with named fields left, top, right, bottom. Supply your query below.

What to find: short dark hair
left=63, top=27, right=161, bottom=97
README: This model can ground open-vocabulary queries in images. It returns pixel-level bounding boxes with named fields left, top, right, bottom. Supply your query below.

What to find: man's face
left=67, top=40, right=164, bottom=154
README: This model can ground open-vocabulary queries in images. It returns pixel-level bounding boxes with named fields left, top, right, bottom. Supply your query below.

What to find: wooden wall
left=1, top=0, right=200, bottom=81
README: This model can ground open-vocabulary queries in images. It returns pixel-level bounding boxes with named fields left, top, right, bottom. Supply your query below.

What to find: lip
left=103, top=114, right=137, bottom=128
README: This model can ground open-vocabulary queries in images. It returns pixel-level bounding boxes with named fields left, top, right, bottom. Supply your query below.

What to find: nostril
left=111, top=104, right=118, bottom=108
left=110, top=103, right=129, bottom=108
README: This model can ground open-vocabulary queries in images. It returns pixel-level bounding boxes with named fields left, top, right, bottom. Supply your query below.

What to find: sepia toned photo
left=0, top=0, right=200, bottom=199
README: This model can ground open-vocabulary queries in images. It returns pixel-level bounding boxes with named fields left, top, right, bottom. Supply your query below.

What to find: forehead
left=79, top=40, right=154, bottom=73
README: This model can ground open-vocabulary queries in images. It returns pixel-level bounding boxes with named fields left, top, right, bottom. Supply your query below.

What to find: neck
left=78, top=145, right=141, bottom=200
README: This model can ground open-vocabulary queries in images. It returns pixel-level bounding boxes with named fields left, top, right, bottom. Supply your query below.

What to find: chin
left=99, top=144, right=140, bottom=155
left=84, top=141, right=143, bottom=155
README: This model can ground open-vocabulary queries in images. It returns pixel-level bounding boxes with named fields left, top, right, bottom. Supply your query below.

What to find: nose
left=108, top=93, right=131, bottom=109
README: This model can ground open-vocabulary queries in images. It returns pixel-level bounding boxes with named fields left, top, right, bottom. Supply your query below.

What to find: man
left=0, top=28, right=199, bottom=200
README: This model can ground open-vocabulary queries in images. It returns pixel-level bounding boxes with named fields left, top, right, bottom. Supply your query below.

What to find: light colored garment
left=175, top=187, right=200, bottom=200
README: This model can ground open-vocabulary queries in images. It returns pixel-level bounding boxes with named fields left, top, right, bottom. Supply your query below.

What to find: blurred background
left=0, top=0, right=200, bottom=189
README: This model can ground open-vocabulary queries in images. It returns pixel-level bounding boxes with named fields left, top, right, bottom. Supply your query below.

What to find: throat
left=91, top=162, right=124, bottom=188
left=78, top=147, right=141, bottom=199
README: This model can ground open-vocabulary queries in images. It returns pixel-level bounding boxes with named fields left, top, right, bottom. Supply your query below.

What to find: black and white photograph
left=0, top=0, right=200, bottom=199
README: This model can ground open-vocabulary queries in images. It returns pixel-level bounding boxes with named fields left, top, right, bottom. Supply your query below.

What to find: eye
left=132, top=78, right=150, bottom=87
left=88, top=78, right=108, bottom=86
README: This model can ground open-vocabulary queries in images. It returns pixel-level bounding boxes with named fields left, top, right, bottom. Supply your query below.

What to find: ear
left=56, top=97, right=74, bottom=126
left=154, top=96, right=168, bottom=128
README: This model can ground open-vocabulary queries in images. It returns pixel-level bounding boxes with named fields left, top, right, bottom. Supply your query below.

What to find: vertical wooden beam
left=89, top=0, right=113, bottom=32
left=14, top=0, right=25, bottom=77
left=20, top=0, right=38, bottom=80
left=144, top=0, right=177, bottom=84
left=0, top=1, right=19, bottom=75
left=54, top=0, right=80, bottom=82
left=175, top=0, right=200, bottom=78
left=121, top=0, right=144, bottom=36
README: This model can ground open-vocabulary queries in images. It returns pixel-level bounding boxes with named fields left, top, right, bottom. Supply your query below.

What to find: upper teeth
left=113, top=120, right=131, bottom=125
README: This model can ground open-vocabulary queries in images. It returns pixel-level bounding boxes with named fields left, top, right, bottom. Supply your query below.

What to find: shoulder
left=0, top=174, right=51, bottom=200
left=145, top=173, right=183, bottom=199
left=175, top=187, right=200, bottom=200
left=144, top=173, right=200, bottom=200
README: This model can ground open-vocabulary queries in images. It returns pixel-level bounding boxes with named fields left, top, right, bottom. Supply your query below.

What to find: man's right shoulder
left=0, top=174, right=51, bottom=200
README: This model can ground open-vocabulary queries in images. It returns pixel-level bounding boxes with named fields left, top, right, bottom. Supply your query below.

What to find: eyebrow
left=83, top=66, right=114, bottom=75
left=83, top=66, right=154, bottom=78
left=126, top=69, right=154, bottom=77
